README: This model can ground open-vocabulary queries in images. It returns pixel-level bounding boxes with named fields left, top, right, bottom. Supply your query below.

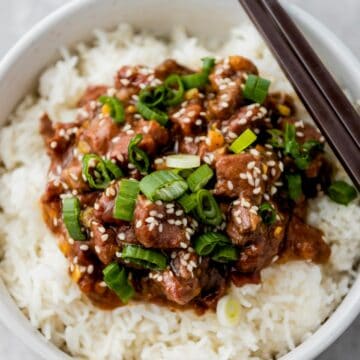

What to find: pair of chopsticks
left=238, top=0, right=360, bottom=190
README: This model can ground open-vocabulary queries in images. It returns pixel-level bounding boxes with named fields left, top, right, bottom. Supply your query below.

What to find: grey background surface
left=0, top=0, right=358, bottom=359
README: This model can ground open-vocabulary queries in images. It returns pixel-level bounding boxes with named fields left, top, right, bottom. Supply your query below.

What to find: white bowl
left=0, top=1, right=359, bottom=359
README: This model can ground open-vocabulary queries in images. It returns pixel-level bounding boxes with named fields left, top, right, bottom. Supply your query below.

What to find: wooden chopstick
left=238, top=0, right=360, bottom=190
left=262, top=0, right=360, bottom=149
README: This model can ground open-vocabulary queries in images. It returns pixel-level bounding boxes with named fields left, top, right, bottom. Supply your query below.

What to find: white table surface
left=0, top=0, right=359, bottom=359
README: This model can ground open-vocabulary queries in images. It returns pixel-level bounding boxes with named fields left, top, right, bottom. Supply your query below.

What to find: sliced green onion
left=83, top=154, right=122, bottom=189
left=121, top=245, right=167, bottom=270
left=267, top=129, right=284, bottom=148
left=138, top=86, right=167, bottom=108
left=258, top=202, right=276, bottom=225
left=212, top=245, right=238, bottom=263
left=62, top=197, right=86, bottom=241
left=136, top=101, right=168, bottom=126
left=82, top=154, right=111, bottom=189
left=287, top=173, right=302, bottom=201
left=327, top=180, right=357, bottom=205
left=128, top=134, right=150, bottom=174
left=164, top=74, right=185, bottom=106
left=140, top=170, right=188, bottom=202
left=187, top=164, right=214, bottom=192
left=181, top=57, right=216, bottom=89
left=172, top=168, right=193, bottom=179
left=103, top=159, right=123, bottom=179
left=136, top=87, right=169, bottom=126
left=165, top=154, right=200, bottom=169
left=99, top=96, right=125, bottom=124
left=243, top=74, right=271, bottom=104
left=284, top=123, right=299, bottom=157
left=216, top=295, right=241, bottom=327
left=113, top=179, right=140, bottom=221
left=194, top=232, right=230, bottom=256
left=177, top=193, right=198, bottom=213
left=103, top=263, right=134, bottom=303
left=229, top=129, right=257, bottom=154
left=195, top=189, right=222, bottom=226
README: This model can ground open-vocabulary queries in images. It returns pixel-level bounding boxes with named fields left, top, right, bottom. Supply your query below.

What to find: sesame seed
left=101, top=234, right=109, bottom=242
left=227, top=180, right=234, bottom=190
left=98, top=226, right=106, bottom=234
left=80, top=244, right=89, bottom=251
left=175, top=209, right=184, bottom=216
left=240, top=173, right=248, bottom=180
left=94, top=203, right=100, bottom=210
left=87, top=265, right=94, bottom=274
left=50, top=141, right=57, bottom=149
left=253, top=187, right=261, bottom=195
left=118, top=232, right=126, bottom=241
left=155, top=200, right=163, bottom=206
left=247, top=161, right=256, bottom=170
left=180, top=242, right=188, bottom=249
left=267, top=160, right=276, bottom=167
left=154, top=158, right=164, bottom=165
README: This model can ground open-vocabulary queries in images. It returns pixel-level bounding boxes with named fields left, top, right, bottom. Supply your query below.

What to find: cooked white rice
left=0, top=23, right=359, bottom=360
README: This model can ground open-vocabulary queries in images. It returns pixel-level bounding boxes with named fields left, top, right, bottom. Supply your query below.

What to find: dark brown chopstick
left=238, top=0, right=360, bottom=190
left=262, top=0, right=360, bottom=148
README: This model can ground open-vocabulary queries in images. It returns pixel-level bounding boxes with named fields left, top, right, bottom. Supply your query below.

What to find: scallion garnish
left=139, top=170, right=188, bottom=202
left=165, top=154, right=200, bottom=169
left=82, top=154, right=122, bottom=189
left=136, top=101, right=169, bottom=126
left=121, top=245, right=167, bottom=270
left=287, top=173, right=302, bottom=201
left=163, top=74, right=185, bottom=106
left=62, top=196, right=86, bottom=241
left=177, top=193, right=198, bottom=213
left=103, top=159, right=124, bottom=179
left=229, top=128, right=257, bottom=154
left=113, top=179, right=140, bottom=221
left=99, top=95, right=125, bottom=124
left=195, top=189, right=222, bottom=226
left=136, top=87, right=169, bottom=126
left=258, top=202, right=276, bottom=225
left=194, top=232, right=230, bottom=256
left=186, top=164, right=214, bottom=192
left=103, top=263, right=135, bottom=303
left=181, top=57, right=216, bottom=89
left=128, top=134, right=150, bottom=174
left=212, top=245, right=238, bottom=263
left=327, top=180, right=357, bottom=205
left=243, top=74, right=271, bottom=104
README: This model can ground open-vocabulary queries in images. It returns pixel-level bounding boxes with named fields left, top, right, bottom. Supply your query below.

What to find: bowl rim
left=0, top=1, right=359, bottom=360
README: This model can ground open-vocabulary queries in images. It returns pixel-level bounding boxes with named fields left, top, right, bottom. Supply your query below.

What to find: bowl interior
left=0, top=0, right=359, bottom=359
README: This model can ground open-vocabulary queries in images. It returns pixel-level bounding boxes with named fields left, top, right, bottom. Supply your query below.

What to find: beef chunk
left=286, top=216, right=331, bottom=263
left=90, top=221, right=118, bottom=265
left=81, top=116, right=120, bottom=155
left=77, top=85, right=108, bottom=107
left=108, top=120, right=169, bottom=166
left=221, top=104, right=270, bottom=143
left=226, top=199, right=262, bottom=246
left=133, top=196, right=192, bottom=249
left=214, top=153, right=264, bottom=199
left=171, top=99, right=205, bottom=136
left=154, top=59, right=191, bottom=80
left=40, top=114, right=79, bottom=156
left=235, top=221, right=286, bottom=273
left=208, top=56, right=258, bottom=119
left=145, top=250, right=202, bottom=305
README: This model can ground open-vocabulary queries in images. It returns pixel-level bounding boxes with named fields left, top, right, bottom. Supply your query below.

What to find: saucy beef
left=40, top=56, right=331, bottom=313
